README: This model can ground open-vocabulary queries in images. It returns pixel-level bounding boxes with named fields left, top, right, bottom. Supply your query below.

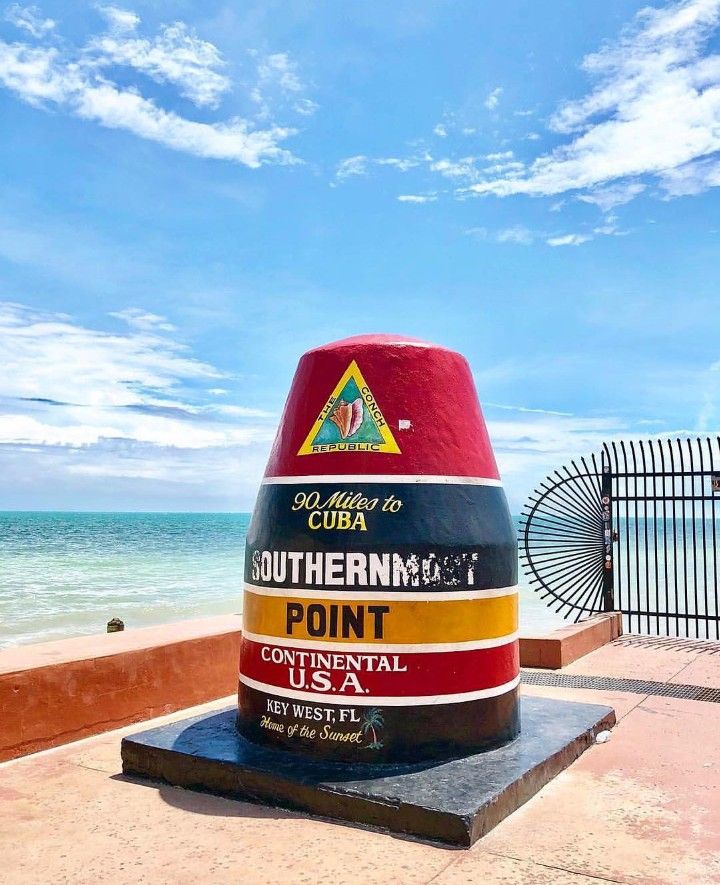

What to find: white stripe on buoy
left=238, top=673, right=521, bottom=706
left=244, top=582, right=519, bottom=601
left=241, top=630, right=520, bottom=653
left=261, top=474, right=503, bottom=486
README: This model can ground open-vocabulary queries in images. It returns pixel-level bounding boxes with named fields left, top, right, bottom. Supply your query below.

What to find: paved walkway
left=2, top=636, right=719, bottom=884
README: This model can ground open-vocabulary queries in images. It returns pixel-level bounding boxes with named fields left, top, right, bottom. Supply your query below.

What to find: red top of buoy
left=264, top=335, right=500, bottom=479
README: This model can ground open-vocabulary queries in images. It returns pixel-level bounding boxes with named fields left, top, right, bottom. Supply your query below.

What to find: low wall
left=0, top=611, right=621, bottom=763
left=0, top=615, right=242, bottom=763
left=520, top=612, right=623, bottom=670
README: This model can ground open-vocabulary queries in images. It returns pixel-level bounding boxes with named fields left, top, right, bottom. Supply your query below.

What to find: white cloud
left=484, top=86, right=503, bottom=110
left=0, top=302, right=220, bottom=408
left=0, top=303, right=278, bottom=508
left=375, top=156, right=421, bottom=171
left=0, top=435, right=272, bottom=511
left=430, top=156, right=479, bottom=179
left=468, top=223, right=604, bottom=247
left=336, top=154, right=368, bottom=180
left=446, top=151, right=524, bottom=180
left=465, top=225, right=536, bottom=244
left=336, top=153, right=424, bottom=182
left=257, top=52, right=303, bottom=93
left=213, top=404, right=274, bottom=418
left=485, top=402, right=573, bottom=417
left=489, top=414, right=622, bottom=462
left=251, top=51, right=317, bottom=119
left=489, top=413, right=707, bottom=512
left=0, top=12, right=306, bottom=166
left=659, top=155, right=720, bottom=194
left=329, top=1, right=720, bottom=214
left=97, top=6, right=139, bottom=33
left=80, top=79, right=296, bottom=165
left=0, top=302, right=277, bottom=457
left=497, top=225, right=535, bottom=245
left=578, top=182, right=646, bottom=211
left=5, top=3, right=55, bottom=37
left=294, top=97, right=318, bottom=116
left=486, top=412, right=628, bottom=510
left=397, top=193, right=437, bottom=203
left=592, top=213, right=628, bottom=236
left=466, top=225, right=542, bottom=245
left=475, top=357, right=689, bottom=509
left=433, top=123, right=447, bottom=137
left=546, top=233, right=592, bottom=246
left=482, top=159, right=525, bottom=175
left=88, top=20, right=230, bottom=108
left=465, top=0, right=720, bottom=203
left=109, top=307, right=176, bottom=332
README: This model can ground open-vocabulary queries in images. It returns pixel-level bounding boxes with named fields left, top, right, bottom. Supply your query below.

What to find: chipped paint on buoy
left=237, top=334, right=519, bottom=762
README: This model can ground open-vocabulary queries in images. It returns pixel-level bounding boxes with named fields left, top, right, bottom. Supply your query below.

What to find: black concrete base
left=121, top=696, right=615, bottom=847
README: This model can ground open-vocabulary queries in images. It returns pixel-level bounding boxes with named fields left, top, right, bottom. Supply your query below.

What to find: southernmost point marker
left=237, top=334, right=520, bottom=762
left=122, top=334, right=615, bottom=847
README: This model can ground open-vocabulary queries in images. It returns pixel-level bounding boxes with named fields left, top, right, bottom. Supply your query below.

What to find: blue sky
left=0, top=0, right=719, bottom=511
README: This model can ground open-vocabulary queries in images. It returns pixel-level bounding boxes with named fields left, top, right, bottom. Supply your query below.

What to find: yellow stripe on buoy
left=243, top=589, right=518, bottom=645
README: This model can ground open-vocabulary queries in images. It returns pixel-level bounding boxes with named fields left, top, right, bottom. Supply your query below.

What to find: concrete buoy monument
left=237, top=334, right=519, bottom=762
left=122, top=333, right=615, bottom=847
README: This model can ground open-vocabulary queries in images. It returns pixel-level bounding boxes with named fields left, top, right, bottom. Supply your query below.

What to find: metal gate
left=520, top=437, right=720, bottom=639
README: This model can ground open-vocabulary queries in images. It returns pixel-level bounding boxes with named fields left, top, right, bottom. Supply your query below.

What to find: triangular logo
left=297, top=360, right=401, bottom=455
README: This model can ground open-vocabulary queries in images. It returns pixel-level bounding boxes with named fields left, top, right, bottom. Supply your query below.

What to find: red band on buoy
left=264, top=335, right=500, bottom=479
left=240, top=637, right=519, bottom=700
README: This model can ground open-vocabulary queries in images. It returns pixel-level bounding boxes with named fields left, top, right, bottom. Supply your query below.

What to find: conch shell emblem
left=329, top=398, right=364, bottom=439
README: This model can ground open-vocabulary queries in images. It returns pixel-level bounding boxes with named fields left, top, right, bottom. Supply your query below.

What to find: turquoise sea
left=0, top=512, right=564, bottom=649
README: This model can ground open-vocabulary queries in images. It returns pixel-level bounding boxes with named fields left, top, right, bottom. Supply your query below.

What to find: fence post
left=601, top=453, right=614, bottom=612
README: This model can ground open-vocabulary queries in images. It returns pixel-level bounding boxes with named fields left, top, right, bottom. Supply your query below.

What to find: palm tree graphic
left=361, top=707, right=384, bottom=750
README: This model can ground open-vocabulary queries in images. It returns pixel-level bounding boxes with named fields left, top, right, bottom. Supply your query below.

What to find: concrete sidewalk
left=2, top=635, right=719, bottom=885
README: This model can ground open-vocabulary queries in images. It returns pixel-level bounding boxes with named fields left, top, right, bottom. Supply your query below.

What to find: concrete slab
left=667, top=647, right=720, bottom=688
left=121, top=696, right=614, bottom=847
left=520, top=682, right=645, bottom=722
left=0, top=699, right=453, bottom=885
left=562, top=636, right=696, bottom=682
left=432, top=852, right=616, bottom=884
left=4, top=629, right=720, bottom=884
left=478, top=692, right=720, bottom=884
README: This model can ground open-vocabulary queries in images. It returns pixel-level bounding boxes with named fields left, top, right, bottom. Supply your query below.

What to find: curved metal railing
left=519, top=454, right=605, bottom=623
left=519, top=438, right=720, bottom=638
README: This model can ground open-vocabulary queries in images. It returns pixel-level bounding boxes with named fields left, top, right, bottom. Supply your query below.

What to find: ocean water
left=0, top=512, right=564, bottom=649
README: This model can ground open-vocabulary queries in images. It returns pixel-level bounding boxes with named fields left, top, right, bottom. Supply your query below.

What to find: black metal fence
left=520, top=437, right=720, bottom=639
